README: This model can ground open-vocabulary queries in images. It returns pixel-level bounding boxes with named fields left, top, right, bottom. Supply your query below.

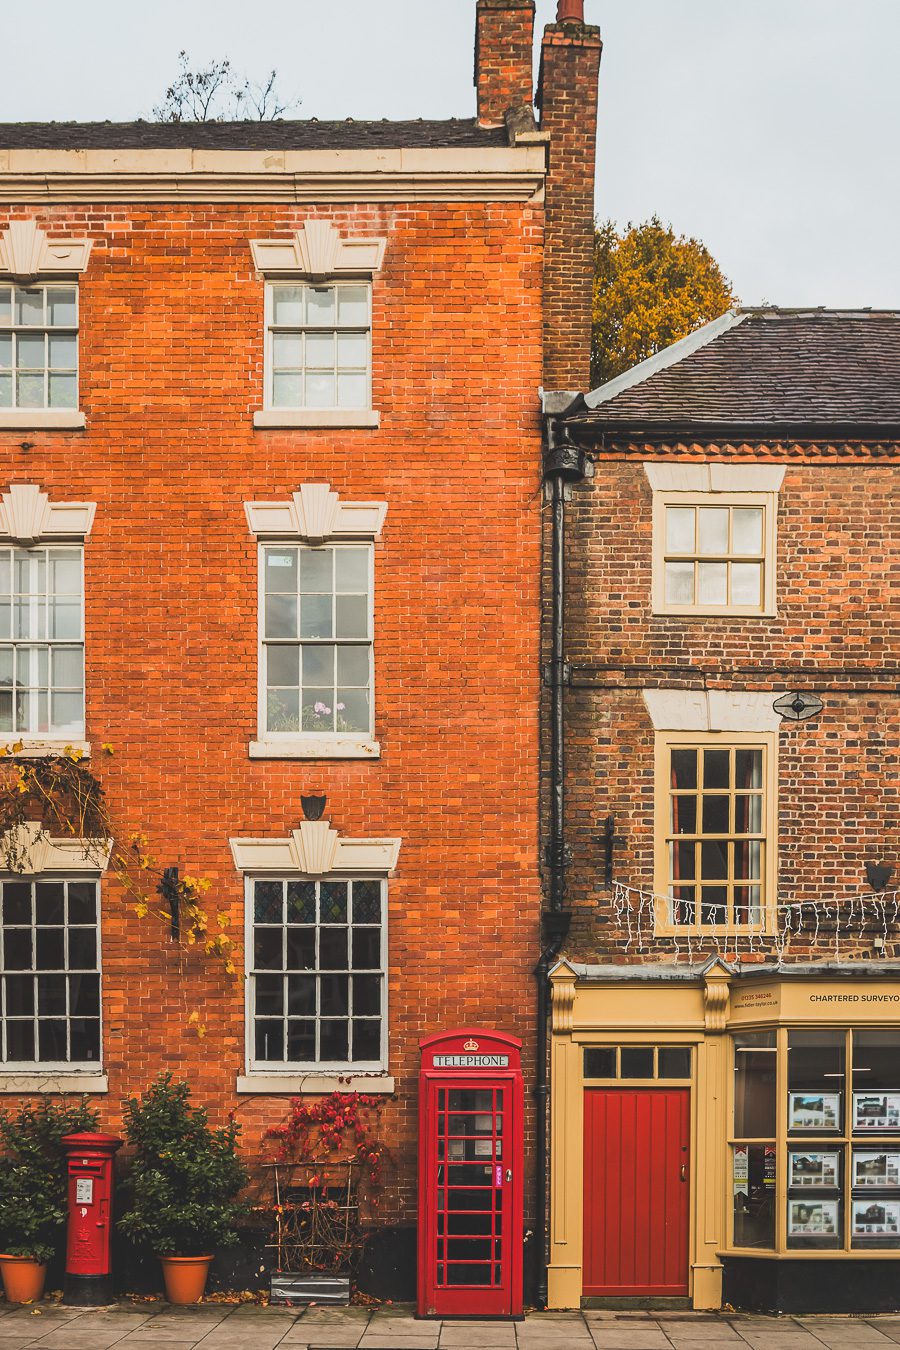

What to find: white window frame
left=0, top=543, right=85, bottom=743
left=0, top=872, right=104, bottom=1077
left=243, top=872, right=388, bottom=1078
left=262, top=280, right=372, bottom=416
left=256, top=540, right=376, bottom=753
left=250, top=222, right=385, bottom=430
left=645, top=464, right=785, bottom=618
left=0, top=282, right=79, bottom=414
left=245, top=483, right=386, bottom=761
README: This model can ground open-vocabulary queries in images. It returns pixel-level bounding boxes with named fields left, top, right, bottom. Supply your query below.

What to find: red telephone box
left=418, top=1028, right=524, bottom=1319
left=61, top=1132, right=122, bottom=1305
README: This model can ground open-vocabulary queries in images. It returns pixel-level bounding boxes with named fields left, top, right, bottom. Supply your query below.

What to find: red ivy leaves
left=265, top=1092, right=386, bottom=1185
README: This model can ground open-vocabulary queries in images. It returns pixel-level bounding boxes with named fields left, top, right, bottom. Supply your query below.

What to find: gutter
left=533, top=393, right=592, bottom=1309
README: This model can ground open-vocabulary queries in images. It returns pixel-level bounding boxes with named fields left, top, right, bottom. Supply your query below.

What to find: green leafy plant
left=0, top=1098, right=99, bottom=1262
left=118, top=1075, right=248, bottom=1257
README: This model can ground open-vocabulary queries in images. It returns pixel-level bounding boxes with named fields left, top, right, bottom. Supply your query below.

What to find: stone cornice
left=0, top=146, right=547, bottom=204
left=230, top=818, right=401, bottom=876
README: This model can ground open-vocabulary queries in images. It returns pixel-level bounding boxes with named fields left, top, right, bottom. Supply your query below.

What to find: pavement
left=0, top=1305, right=900, bottom=1350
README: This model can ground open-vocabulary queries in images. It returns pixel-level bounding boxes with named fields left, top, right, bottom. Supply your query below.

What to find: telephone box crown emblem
left=463, top=1038, right=479, bottom=1051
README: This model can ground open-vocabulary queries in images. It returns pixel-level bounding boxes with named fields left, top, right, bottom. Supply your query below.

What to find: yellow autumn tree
left=591, top=216, right=736, bottom=388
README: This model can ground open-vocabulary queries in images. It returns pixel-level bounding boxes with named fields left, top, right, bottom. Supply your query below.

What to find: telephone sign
left=418, top=1028, right=524, bottom=1319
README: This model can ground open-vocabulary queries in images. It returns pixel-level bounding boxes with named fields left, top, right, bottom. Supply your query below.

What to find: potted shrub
left=118, top=1074, right=247, bottom=1305
left=0, top=1098, right=99, bottom=1303
left=263, top=1092, right=388, bottom=1305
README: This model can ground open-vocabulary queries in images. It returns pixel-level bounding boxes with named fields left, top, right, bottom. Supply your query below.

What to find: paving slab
left=588, top=1330, right=672, bottom=1348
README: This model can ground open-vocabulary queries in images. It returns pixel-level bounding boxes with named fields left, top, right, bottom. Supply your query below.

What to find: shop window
left=731, top=1028, right=900, bottom=1253
left=732, top=1032, right=777, bottom=1249
left=583, top=1045, right=692, bottom=1080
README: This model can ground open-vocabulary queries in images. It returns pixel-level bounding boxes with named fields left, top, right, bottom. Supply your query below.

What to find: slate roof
left=568, top=309, right=900, bottom=436
left=0, top=119, right=507, bottom=151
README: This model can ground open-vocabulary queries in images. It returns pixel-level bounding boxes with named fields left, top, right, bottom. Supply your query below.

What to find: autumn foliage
left=591, top=215, right=736, bottom=388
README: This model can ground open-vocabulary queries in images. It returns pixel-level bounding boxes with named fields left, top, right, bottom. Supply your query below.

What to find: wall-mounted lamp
left=867, top=863, right=895, bottom=893
left=157, top=866, right=181, bottom=941
left=773, top=691, right=824, bottom=722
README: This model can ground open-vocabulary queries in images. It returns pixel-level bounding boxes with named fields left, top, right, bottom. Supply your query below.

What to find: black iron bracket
left=602, top=815, right=626, bottom=888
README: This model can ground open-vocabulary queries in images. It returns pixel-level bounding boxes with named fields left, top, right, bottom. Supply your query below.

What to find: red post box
left=61, top=1132, right=123, bottom=1305
left=418, top=1028, right=524, bottom=1319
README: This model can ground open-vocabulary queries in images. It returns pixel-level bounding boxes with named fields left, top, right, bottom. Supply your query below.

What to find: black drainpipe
left=535, top=400, right=591, bottom=1309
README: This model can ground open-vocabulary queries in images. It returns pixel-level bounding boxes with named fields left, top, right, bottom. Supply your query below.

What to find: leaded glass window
left=249, top=876, right=385, bottom=1068
left=0, top=878, right=100, bottom=1065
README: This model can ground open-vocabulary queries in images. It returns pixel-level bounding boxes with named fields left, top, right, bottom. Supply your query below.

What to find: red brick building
left=0, top=0, right=600, bottom=1307
left=541, top=310, right=900, bottom=1312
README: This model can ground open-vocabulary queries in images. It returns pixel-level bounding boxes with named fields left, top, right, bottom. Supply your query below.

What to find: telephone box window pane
left=734, top=1031, right=777, bottom=1138
left=658, top=1047, right=692, bottom=1079
left=620, top=1047, right=654, bottom=1078
left=584, top=1047, right=616, bottom=1078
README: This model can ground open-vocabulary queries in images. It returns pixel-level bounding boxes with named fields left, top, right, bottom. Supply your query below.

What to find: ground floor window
left=0, top=876, right=100, bottom=1066
left=732, top=1027, right=900, bottom=1251
left=247, top=874, right=385, bottom=1071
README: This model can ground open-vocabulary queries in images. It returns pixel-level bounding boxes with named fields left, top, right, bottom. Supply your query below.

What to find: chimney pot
left=556, top=0, right=584, bottom=20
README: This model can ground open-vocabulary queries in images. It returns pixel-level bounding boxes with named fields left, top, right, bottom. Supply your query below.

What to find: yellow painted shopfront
left=547, top=959, right=900, bottom=1313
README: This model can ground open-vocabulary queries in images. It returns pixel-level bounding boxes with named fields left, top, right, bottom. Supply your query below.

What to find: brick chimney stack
left=537, top=2, right=602, bottom=391
left=474, top=0, right=536, bottom=129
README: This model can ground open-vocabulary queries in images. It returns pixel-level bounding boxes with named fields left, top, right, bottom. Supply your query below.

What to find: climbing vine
left=0, top=742, right=237, bottom=1029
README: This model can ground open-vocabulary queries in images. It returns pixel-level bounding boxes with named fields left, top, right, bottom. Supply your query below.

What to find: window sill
left=0, top=1071, right=107, bottom=1094
left=0, top=411, right=85, bottom=430
left=253, top=409, right=380, bottom=429
left=249, top=737, right=380, bottom=760
left=236, top=1073, right=394, bottom=1095
left=1, top=739, right=90, bottom=759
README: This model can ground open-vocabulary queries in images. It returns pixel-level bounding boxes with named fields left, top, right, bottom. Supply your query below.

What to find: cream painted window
left=0, top=285, right=78, bottom=411
left=265, top=283, right=371, bottom=411
left=655, top=733, right=776, bottom=932
left=248, top=875, right=385, bottom=1071
left=652, top=492, right=777, bottom=616
left=0, top=546, right=84, bottom=738
left=261, top=543, right=373, bottom=738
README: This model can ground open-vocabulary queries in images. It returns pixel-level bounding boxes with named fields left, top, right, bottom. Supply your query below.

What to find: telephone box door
left=418, top=1029, right=523, bottom=1318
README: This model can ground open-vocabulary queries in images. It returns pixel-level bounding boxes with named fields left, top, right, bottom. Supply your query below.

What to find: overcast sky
left=5, top=1, right=899, bottom=308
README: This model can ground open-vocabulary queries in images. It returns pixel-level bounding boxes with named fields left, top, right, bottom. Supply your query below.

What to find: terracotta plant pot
left=0, top=1254, right=47, bottom=1303
left=160, top=1254, right=213, bottom=1305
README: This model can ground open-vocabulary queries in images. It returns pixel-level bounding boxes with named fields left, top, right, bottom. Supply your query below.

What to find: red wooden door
left=583, top=1088, right=690, bottom=1296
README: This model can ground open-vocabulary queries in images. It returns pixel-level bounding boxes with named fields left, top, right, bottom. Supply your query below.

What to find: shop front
left=547, top=959, right=900, bottom=1313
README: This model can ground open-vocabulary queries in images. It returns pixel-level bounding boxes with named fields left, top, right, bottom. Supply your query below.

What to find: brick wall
left=474, top=0, right=536, bottom=128
left=538, top=18, right=602, bottom=391
left=0, top=199, right=545, bottom=1229
left=560, top=449, right=900, bottom=967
